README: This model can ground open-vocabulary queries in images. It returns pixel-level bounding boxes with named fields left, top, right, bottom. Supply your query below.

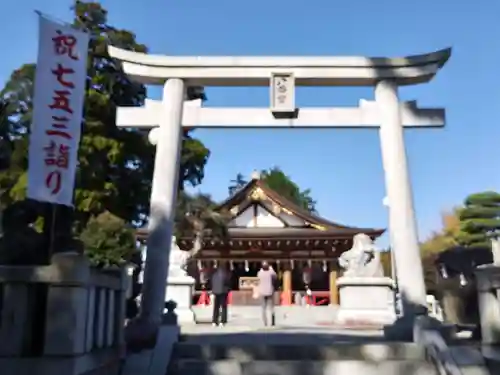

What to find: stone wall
left=0, top=253, right=128, bottom=375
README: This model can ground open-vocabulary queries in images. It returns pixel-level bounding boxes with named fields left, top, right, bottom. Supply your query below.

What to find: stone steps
left=172, top=342, right=425, bottom=361
left=168, top=359, right=434, bottom=375
left=168, top=341, right=435, bottom=375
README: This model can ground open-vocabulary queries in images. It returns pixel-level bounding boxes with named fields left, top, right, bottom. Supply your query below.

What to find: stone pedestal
left=475, top=265, right=500, bottom=345
left=164, top=275, right=196, bottom=324
left=336, top=276, right=396, bottom=325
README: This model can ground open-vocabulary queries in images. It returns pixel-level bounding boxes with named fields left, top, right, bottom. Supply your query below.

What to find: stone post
left=475, top=265, right=500, bottom=345
left=140, top=78, right=185, bottom=325
left=375, top=80, right=427, bottom=315
left=491, top=237, right=500, bottom=265
left=43, top=253, right=91, bottom=356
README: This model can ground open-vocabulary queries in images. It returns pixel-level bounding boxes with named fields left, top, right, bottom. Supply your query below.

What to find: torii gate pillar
left=139, top=78, right=185, bottom=324
left=376, top=80, right=427, bottom=314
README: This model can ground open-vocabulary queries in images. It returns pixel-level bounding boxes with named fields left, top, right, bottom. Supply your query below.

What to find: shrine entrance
left=110, top=45, right=451, bottom=323
left=137, top=174, right=385, bottom=306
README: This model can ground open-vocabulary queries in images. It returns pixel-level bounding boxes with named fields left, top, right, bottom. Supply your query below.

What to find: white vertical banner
left=27, top=15, right=89, bottom=206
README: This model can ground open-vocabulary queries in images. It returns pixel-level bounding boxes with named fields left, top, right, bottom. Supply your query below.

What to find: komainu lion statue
left=338, top=233, right=383, bottom=277
left=168, top=234, right=203, bottom=277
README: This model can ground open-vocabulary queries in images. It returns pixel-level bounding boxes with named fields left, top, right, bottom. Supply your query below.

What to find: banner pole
left=48, top=204, right=57, bottom=258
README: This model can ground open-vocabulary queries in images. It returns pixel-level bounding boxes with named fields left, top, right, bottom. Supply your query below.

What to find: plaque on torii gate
left=108, top=45, right=451, bottom=327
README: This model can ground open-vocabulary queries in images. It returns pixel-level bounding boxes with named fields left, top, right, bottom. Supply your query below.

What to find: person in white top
left=257, top=261, right=277, bottom=326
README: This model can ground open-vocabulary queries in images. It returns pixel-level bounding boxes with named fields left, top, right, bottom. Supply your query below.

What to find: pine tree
left=458, top=191, right=500, bottom=248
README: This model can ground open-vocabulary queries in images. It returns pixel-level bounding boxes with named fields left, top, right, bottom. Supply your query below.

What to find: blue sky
left=1, top=0, right=499, bottom=247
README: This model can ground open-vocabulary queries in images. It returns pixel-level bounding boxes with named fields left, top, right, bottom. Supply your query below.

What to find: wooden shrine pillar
left=282, top=268, right=292, bottom=305
left=329, top=270, right=339, bottom=305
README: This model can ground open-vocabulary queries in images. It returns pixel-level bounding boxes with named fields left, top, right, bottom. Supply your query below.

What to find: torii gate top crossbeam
left=108, top=46, right=451, bottom=87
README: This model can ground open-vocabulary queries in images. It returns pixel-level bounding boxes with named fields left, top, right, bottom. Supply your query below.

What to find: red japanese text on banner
left=27, top=15, right=89, bottom=206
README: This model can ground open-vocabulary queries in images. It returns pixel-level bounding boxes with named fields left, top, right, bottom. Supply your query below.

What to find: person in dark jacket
left=211, top=262, right=231, bottom=326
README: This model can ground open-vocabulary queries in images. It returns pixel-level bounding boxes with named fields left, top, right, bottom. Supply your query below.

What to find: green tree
left=0, top=201, right=45, bottom=265
left=0, top=98, right=12, bottom=170
left=261, top=167, right=317, bottom=213
left=229, top=168, right=317, bottom=212
left=80, top=211, right=137, bottom=267
left=381, top=248, right=439, bottom=294
left=0, top=1, right=210, bottom=232
left=174, top=191, right=230, bottom=258
left=457, top=191, right=500, bottom=248
left=228, top=173, right=247, bottom=196
left=418, top=208, right=463, bottom=293
left=420, top=208, right=462, bottom=255
left=0, top=66, right=34, bottom=211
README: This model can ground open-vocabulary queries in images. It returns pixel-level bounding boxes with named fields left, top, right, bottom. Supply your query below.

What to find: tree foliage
left=457, top=191, right=500, bottom=248
left=420, top=208, right=462, bottom=256
left=0, top=1, right=210, bottom=268
left=0, top=201, right=45, bottom=265
left=174, top=191, right=230, bottom=262
left=228, top=173, right=247, bottom=196
left=417, top=208, right=463, bottom=292
left=0, top=1, right=210, bottom=225
left=0, top=98, right=11, bottom=171
left=80, top=211, right=137, bottom=267
left=175, top=191, right=229, bottom=240
left=229, top=167, right=317, bottom=213
left=261, top=167, right=317, bottom=213
left=0, top=1, right=211, bottom=265
left=381, top=247, right=440, bottom=293
left=179, top=134, right=210, bottom=191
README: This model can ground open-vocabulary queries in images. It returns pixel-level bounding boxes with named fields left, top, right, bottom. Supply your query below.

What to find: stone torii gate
left=108, top=45, right=451, bottom=326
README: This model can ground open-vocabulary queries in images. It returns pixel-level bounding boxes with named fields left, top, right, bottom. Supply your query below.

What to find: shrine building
left=141, top=174, right=384, bottom=306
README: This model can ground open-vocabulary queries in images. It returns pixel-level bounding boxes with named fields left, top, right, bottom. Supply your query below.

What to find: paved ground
left=191, top=305, right=386, bottom=332
left=186, top=306, right=477, bottom=346
left=192, top=305, right=340, bottom=326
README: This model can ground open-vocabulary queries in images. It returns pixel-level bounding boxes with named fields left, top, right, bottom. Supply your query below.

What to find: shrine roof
left=224, top=227, right=381, bottom=239
left=216, top=177, right=384, bottom=238
left=136, top=176, right=385, bottom=241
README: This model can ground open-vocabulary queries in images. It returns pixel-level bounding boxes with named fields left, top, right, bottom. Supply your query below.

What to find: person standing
left=211, top=262, right=231, bottom=327
left=257, top=261, right=277, bottom=327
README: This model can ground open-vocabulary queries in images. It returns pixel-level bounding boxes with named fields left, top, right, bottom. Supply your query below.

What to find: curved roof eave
left=108, top=46, right=451, bottom=70
left=107, top=46, right=451, bottom=86
left=217, top=179, right=385, bottom=237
